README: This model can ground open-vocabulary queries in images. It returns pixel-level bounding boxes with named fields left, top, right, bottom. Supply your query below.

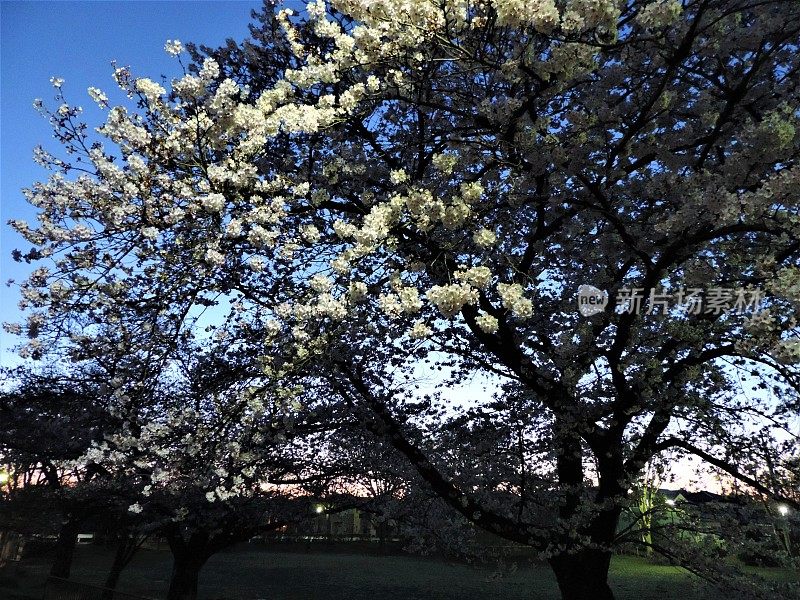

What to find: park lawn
left=0, top=544, right=794, bottom=600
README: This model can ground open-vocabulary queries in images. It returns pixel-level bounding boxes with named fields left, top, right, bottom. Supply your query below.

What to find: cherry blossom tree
left=81, top=344, right=358, bottom=600
left=8, top=0, right=800, bottom=598
left=0, top=367, right=126, bottom=578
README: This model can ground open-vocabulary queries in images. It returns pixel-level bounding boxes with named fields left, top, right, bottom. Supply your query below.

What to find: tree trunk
left=377, top=520, right=388, bottom=555
left=166, top=553, right=206, bottom=600
left=103, top=548, right=126, bottom=592
left=549, top=428, right=623, bottom=600
left=0, top=530, right=9, bottom=567
left=166, top=532, right=212, bottom=600
left=50, top=518, right=80, bottom=578
left=102, top=564, right=124, bottom=600
left=549, top=548, right=614, bottom=600
left=102, top=534, right=140, bottom=600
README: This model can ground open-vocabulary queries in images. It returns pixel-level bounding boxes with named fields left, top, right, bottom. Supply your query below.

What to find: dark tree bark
left=166, top=555, right=206, bottom=600
left=102, top=533, right=143, bottom=599
left=103, top=544, right=128, bottom=592
left=165, top=533, right=211, bottom=600
left=49, top=517, right=81, bottom=578
left=547, top=431, right=623, bottom=599
left=548, top=507, right=621, bottom=600
left=549, top=549, right=615, bottom=600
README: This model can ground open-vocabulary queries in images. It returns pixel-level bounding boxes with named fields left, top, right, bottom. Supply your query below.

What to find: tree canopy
left=7, top=1, right=800, bottom=598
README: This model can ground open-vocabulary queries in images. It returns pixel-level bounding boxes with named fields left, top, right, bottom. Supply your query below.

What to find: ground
left=0, top=544, right=796, bottom=599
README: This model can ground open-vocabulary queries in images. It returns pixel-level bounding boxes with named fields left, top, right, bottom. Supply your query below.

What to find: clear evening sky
left=0, top=0, right=263, bottom=363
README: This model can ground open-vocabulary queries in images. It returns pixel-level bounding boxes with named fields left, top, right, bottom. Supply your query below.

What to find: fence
left=42, top=577, right=154, bottom=600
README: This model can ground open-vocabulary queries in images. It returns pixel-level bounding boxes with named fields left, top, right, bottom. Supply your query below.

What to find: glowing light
left=778, top=504, right=790, bottom=516
left=315, top=505, right=324, bottom=514
left=0, top=471, right=9, bottom=485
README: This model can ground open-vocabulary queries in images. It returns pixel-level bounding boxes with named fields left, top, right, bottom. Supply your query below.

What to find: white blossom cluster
left=10, top=0, right=656, bottom=361
left=427, top=283, right=480, bottom=318
left=636, top=0, right=682, bottom=28
left=497, top=283, right=534, bottom=319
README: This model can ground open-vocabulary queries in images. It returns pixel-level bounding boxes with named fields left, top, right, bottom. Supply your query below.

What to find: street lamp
left=778, top=504, right=790, bottom=516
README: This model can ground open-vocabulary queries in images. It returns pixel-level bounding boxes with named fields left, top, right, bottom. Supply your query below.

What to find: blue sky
left=0, top=0, right=263, bottom=362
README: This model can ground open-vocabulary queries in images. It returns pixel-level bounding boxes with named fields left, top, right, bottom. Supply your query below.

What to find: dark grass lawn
left=0, top=544, right=796, bottom=599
